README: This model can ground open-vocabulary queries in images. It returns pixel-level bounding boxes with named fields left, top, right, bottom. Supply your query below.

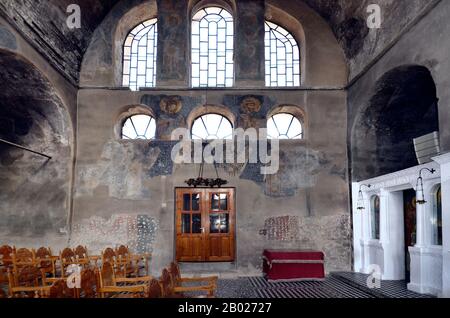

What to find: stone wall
left=348, top=0, right=450, bottom=181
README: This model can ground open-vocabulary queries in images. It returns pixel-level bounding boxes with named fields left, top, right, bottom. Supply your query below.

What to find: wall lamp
left=416, top=168, right=436, bottom=205
left=356, top=184, right=372, bottom=211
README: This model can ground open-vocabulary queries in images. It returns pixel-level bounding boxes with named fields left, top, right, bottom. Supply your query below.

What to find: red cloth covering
left=263, top=250, right=325, bottom=282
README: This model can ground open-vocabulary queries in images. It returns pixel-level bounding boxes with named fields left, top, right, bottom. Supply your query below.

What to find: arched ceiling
left=0, top=0, right=434, bottom=85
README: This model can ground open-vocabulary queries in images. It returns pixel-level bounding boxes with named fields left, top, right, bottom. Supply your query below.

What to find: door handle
left=200, top=227, right=205, bottom=233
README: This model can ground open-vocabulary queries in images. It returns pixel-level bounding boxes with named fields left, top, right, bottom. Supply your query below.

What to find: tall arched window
left=267, top=113, right=303, bottom=140
left=122, top=19, right=158, bottom=91
left=191, top=7, right=234, bottom=87
left=370, top=195, right=380, bottom=240
left=265, top=21, right=300, bottom=87
left=432, top=185, right=442, bottom=245
left=191, top=114, right=233, bottom=140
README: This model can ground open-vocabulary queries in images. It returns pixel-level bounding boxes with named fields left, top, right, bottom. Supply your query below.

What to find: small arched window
left=122, top=19, right=158, bottom=91
left=265, top=21, right=300, bottom=87
left=370, top=195, right=380, bottom=240
left=267, top=113, right=303, bottom=140
left=191, top=7, right=234, bottom=87
left=191, top=114, right=233, bottom=140
left=122, top=115, right=156, bottom=140
left=432, top=185, right=442, bottom=245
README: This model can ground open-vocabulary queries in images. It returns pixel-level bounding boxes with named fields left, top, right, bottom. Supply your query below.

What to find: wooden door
left=175, top=188, right=235, bottom=262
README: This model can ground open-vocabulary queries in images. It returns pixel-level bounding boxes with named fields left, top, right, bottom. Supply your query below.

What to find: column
left=352, top=183, right=364, bottom=272
left=433, top=153, right=450, bottom=297
left=156, top=0, right=189, bottom=88
left=235, top=0, right=266, bottom=87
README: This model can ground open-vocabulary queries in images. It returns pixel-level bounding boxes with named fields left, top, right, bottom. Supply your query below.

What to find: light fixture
left=356, top=184, right=372, bottom=211
left=416, top=168, right=436, bottom=205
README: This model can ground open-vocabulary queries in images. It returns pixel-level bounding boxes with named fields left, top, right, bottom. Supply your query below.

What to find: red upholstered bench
left=262, top=250, right=325, bottom=282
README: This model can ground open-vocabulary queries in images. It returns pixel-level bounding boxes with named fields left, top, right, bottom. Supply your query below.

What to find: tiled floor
left=211, top=273, right=436, bottom=298
left=331, top=272, right=435, bottom=298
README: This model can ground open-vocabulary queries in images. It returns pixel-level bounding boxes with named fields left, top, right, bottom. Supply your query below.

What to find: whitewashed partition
left=352, top=153, right=449, bottom=297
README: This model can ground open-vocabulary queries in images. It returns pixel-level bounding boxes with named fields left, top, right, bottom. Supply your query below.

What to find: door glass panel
left=183, top=194, right=191, bottom=211
left=210, top=213, right=229, bottom=233
left=211, top=194, right=219, bottom=210
left=192, top=193, right=200, bottom=211
left=210, top=214, right=220, bottom=233
left=220, top=193, right=228, bottom=210
left=182, top=214, right=191, bottom=233
left=192, top=214, right=202, bottom=233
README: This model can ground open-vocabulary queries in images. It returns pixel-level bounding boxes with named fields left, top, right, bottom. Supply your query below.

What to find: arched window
left=122, top=19, right=158, bottom=91
left=267, top=113, right=303, bottom=140
left=122, top=115, right=156, bottom=140
left=191, top=114, right=233, bottom=140
left=191, top=7, right=234, bottom=87
left=432, top=185, right=442, bottom=245
left=265, top=21, right=300, bottom=87
left=370, top=195, right=380, bottom=240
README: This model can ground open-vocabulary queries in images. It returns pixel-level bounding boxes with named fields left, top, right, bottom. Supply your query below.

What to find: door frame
left=174, top=187, right=237, bottom=263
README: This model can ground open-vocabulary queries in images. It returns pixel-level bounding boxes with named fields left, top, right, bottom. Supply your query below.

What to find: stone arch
left=351, top=65, right=439, bottom=181
left=80, top=0, right=158, bottom=87
left=266, top=0, right=347, bottom=87
left=0, top=49, right=73, bottom=242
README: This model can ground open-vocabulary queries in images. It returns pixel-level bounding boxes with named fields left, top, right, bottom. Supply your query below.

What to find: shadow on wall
left=0, top=49, right=72, bottom=240
left=351, top=65, right=439, bottom=181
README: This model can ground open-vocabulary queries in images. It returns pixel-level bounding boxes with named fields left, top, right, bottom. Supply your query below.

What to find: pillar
left=433, top=153, right=450, bottom=297
left=235, top=0, right=266, bottom=87
left=156, top=0, right=189, bottom=88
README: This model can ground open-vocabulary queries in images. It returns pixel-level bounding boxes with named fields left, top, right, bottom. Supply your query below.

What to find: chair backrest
left=49, top=279, right=76, bottom=298
left=116, top=245, right=129, bottom=258
left=79, top=268, right=97, bottom=298
left=169, top=262, right=181, bottom=287
left=74, top=246, right=88, bottom=259
left=0, top=245, right=13, bottom=267
left=35, top=247, right=53, bottom=269
left=61, top=248, right=75, bottom=262
left=12, top=265, right=42, bottom=287
left=160, top=268, right=173, bottom=297
left=102, top=248, right=116, bottom=263
left=14, top=248, right=34, bottom=263
left=147, top=278, right=163, bottom=298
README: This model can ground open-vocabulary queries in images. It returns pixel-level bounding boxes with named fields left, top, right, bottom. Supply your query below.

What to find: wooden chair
left=60, top=248, right=76, bottom=278
left=7, top=265, right=50, bottom=298
left=0, top=245, right=13, bottom=284
left=146, top=278, right=163, bottom=298
left=35, top=247, right=57, bottom=278
left=74, top=245, right=91, bottom=268
left=48, top=279, right=76, bottom=298
left=96, top=261, right=152, bottom=298
left=77, top=268, right=98, bottom=298
left=159, top=268, right=176, bottom=298
left=12, top=247, right=37, bottom=272
left=169, top=262, right=218, bottom=298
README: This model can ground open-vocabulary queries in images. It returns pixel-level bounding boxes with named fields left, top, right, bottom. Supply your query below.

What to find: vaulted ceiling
left=0, top=0, right=433, bottom=85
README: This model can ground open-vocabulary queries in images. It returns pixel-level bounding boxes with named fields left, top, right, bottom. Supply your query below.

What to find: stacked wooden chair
left=101, top=246, right=151, bottom=278
left=157, top=262, right=218, bottom=298
left=96, top=261, right=152, bottom=298
left=7, top=265, right=51, bottom=298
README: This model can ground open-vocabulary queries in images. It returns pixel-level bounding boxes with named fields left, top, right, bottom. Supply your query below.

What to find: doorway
left=403, top=189, right=417, bottom=283
left=175, top=188, right=236, bottom=262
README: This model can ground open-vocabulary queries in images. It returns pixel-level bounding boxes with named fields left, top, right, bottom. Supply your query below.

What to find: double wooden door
left=175, top=188, right=235, bottom=262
